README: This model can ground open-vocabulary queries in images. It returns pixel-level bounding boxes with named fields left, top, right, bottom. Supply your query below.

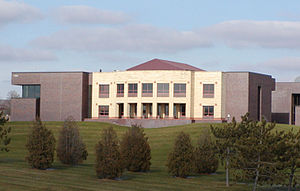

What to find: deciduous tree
left=57, top=116, right=88, bottom=165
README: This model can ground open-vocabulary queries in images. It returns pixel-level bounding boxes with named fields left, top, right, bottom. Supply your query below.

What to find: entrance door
left=118, top=103, right=124, bottom=118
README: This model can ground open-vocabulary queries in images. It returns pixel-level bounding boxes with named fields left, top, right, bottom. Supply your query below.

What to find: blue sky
left=1, top=0, right=300, bottom=98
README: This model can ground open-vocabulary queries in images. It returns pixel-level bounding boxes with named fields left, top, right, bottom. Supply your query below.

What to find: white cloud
left=54, top=5, right=130, bottom=24
left=31, top=24, right=212, bottom=53
left=0, top=44, right=57, bottom=62
left=0, top=0, right=42, bottom=26
left=202, top=20, right=300, bottom=49
left=260, top=57, right=300, bottom=71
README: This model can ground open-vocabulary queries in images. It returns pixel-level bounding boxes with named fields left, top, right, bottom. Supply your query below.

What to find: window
left=22, top=85, right=40, bottom=98
left=174, top=83, right=186, bottom=97
left=99, top=84, right=109, bottom=98
left=142, top=83, right=153, bottom=97
left=157, top=83, right=169, bottom=97
left=203, top=106, right=214, bottom=118
left=128, top=83, right=138, bottom=97
left=203, top=84, right=214, bottom=98
left=117, top=84, right=124, bottom=97
left=99, top=105, right=109, bottom=117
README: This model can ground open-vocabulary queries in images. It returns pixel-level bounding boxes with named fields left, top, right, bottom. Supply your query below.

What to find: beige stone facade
left=91, top=70, right=225, bottom=120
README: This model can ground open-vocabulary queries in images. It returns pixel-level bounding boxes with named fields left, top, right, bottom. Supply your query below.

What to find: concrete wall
left=10, top=98, right=37, bottom=121
left=295, top=106, right=300, bottom=126
left=248, top=73, right=275, bottom=122
left=224, top=72, right=275, bottom=122
left=224, top=72, right=249, bottom=122
left=272, top=82, right=300, bottom=124
left=11, top=72, right=90, bottom=121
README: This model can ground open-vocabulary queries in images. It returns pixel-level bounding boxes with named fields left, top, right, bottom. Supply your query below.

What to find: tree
left=7, top=90, right=20, bottom=100
left=211, top=115, right=246, bottom=186
left=234, top=118, right=284, bottom=191
left=194, top=129, right=218, bottom=174
left=166, top=131, right=195, bottom=178
left=95, top=126, right=123, bottom=179
left=120, top=125, right=151, bottom=172
left=277, top=129, right=300, bottom=191
left=56, top=116, right=88, bottom=165
left=0, top=111, right=11, bottom=152
left=25, top=119, right=56, bottom=169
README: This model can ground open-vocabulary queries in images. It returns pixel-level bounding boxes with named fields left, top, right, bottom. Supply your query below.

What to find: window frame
left=203, top=106, right=214, bottom=118
left=117, top=84, right=124, bottom=97
left=174, top=83, right=186, bottom=97
left=99, top=84, right=109, bottom=98
left=203, top=84, right=215, bottom=98
left=128, top=83, right=138, bottom=97
left=157, top=83, right=169, bottom=97
left=99, top=105, right=109, bottom=117
left=142, top=83, right=153, bottom=97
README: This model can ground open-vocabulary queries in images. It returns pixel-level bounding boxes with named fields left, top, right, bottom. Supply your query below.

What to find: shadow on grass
left=53, top=163, right=94, bottom=170
left=0, top=158, right=24, bottom=164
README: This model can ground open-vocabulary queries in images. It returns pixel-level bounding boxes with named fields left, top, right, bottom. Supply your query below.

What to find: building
left=11, top=72, right=90, bottom=121
left=272, top=82, right=300, bottom=125
left=11, top=59, right=275, bottom=127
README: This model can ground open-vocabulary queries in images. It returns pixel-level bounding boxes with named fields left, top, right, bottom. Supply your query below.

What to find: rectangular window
left=203, top=106, right=214, bottom=118
left=128, top=83, right=138, bottom=97
left=117, top=84, right=124, bottom=97
left=203, top=84, right=214, bottom=98
left=99, top=84, right=109, bottom=98
left=174, top=83, right=186, bottom=97
left=142, top=83, right=153, bottom=97
left=22, top=85, right=40, bottom=98
left=157, top=83, right=169, bottom=97
left=99, top=105, right=109, bottom=117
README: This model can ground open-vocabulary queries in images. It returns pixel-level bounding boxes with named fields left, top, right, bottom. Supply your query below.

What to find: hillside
left=0, top=121, right=297, bottom=191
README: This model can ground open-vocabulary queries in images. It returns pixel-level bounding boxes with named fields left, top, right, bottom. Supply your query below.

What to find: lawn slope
left=0, top=122, right=297, bottom=191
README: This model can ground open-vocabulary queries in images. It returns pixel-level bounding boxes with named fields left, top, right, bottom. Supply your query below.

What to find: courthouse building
left=11, top=59, right=276, bottom=127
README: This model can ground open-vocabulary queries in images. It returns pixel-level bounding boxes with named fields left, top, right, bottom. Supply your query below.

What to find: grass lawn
left=0, top=121, right=299, bottom=191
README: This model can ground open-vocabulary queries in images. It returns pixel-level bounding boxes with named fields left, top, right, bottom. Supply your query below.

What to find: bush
left=120, top=125, right=151, bottom=172
left=166, top=131, right=195, bottom=178
left=25, top=119, right=56, bottom=169
left=56, top=116, right=88, bottom=165
left=95, top=126, right=123, bottom=179
left=0, top=111, right=11, bottom=152
left=194, top=129, right=219, bottom=174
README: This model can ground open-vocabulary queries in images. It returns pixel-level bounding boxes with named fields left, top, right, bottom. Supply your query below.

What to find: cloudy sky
left=1, top=0, right=300, bottom=98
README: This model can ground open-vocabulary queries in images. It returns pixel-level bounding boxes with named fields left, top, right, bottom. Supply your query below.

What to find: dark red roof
left=127, top=59, right=205, bottom=71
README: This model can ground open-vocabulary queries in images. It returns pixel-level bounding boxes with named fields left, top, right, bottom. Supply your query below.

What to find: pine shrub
left=166, top=131, right=195, bottom=178
left=0, top=111, right=11, bottom=152
left=25, top=119, right=56, bottom=169
left=194, top=129, right=219, bottom=174
left=120, top=125, right=151, bottom=172
left=95, top=126, right=123, bottom=179
left=57, top=116, right=88, bottom=165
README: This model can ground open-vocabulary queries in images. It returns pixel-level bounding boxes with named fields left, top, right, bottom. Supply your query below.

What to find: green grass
left=0, top=121, right=299, bottom=191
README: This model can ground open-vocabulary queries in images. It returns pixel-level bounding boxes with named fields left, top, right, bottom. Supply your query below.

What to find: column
left=169, top=102, right=174, bottom=118
left=152, top=102, right=157, bottom=118
left=123, top=102, right=128, bottom=118
left=137, top=102, right=142, bottom=118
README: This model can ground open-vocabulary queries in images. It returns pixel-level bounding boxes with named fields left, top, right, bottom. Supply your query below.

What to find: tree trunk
left=288, top=167, right=295, bottom=191
left=253, top=154, right=260, bottom=191
left=226, top=147, right=230, bottom=187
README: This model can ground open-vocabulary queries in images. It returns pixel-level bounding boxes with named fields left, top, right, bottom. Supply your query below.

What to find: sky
left=1, top=0, right=300, bottom=98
